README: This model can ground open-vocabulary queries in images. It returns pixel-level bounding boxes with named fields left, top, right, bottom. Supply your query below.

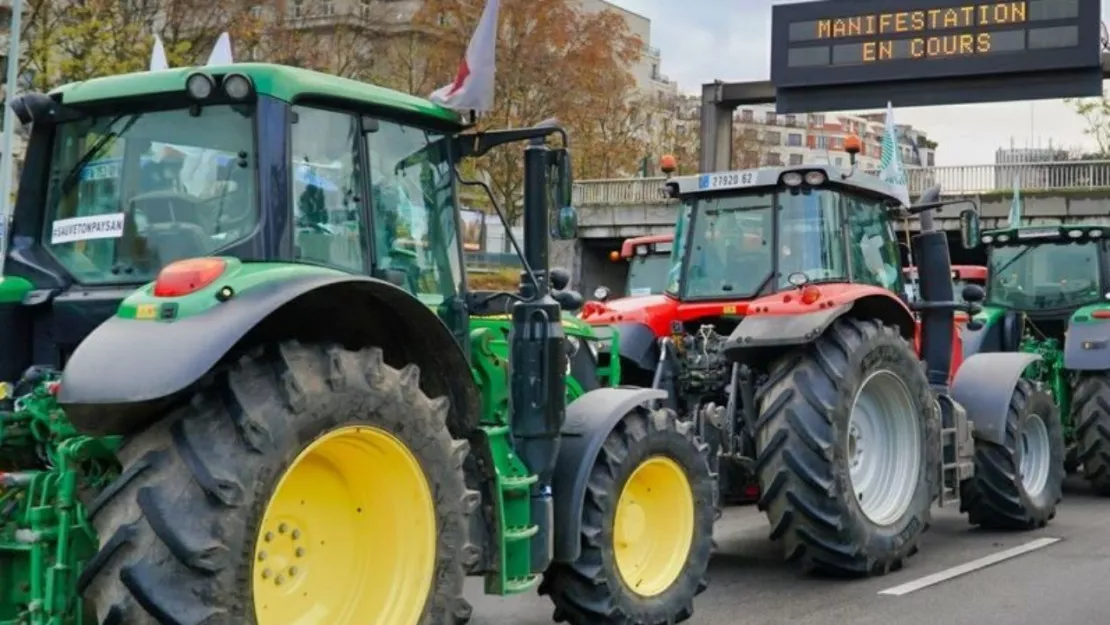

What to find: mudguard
left=605, top=321, right=659, bottom=371
left=727, top=302, right=850, bottom=349
left=950, top=351, right=1041, bottom=446
left=1063, top=321, right=1110, bottom=370
left=59, top=273, right=477, bottom=436
left=959, top=320, right=997, bottom=360
left=551, top=386, right=668, bottom=563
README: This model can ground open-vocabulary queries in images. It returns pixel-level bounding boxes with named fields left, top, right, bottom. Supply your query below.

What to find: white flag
left=1008, top=173, right=1022, bottom=227
left=429, top=0, right=500, bottom=112
left=150, top=35, right=169, bottom=71
left=878, top=101, right=911, bottom=208
left=206, top=32, right=234, bottom=66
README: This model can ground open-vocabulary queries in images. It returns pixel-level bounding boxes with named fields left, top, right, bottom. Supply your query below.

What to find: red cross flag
left=430, top=0, right=500, bottom=113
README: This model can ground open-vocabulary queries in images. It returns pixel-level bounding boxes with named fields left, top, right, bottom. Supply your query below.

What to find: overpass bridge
left=558, top=159, right=1110, bottom=295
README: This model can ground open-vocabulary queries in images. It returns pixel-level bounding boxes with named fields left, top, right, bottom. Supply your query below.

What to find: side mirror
left=550, top=266, right=571, bottom=290
left=961, top=284, right=985, bottom=304
left=959, top=208, right=980, bottom=249
left=9, top=92, right=56, bottom=126
left=549, top=148, right=578, bottom=240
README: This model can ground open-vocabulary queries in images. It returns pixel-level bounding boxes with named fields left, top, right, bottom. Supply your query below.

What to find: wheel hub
left=1019, top=413, right=1052, bottom=497
left=612, top=456, right=695, bottom=598
left=848, top=423, right=864, bottom=469
left=256, top=519, right=308, bottom=590
left=846, top=370, right=923, bottom=526
left=252, top=426, right=437, bottom=625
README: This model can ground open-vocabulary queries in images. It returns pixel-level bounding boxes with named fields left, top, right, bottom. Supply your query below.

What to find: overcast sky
left=612, top=0, right=1110, bottom=166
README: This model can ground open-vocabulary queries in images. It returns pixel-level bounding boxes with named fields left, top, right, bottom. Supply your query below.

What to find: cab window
left=366, top=120, right=462, bottom=306
left=776, top=189, right=847, bottom=287
left=846, top=194, right=902, bottom=292
left=290, top=106, right=366, bottom=272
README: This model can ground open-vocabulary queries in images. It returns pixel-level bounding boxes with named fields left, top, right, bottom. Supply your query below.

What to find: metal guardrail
left=572, top=160, right=1110, bottom=206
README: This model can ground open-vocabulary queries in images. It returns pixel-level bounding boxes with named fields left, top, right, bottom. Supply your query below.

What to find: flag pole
left=0, top=0, right=23, bottom=278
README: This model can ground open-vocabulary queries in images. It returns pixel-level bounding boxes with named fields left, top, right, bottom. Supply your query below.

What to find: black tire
left=959, top=378, right=1064, bottom=529
left=754, top=318, right=939, bottom=576
left=1072, top=373, right=1110, bottom=495
left=78, top=342, right=478, bottom=625
left=539, top=408, right=716, bottom=624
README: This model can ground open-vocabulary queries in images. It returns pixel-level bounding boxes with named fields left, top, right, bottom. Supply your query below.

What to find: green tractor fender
left=951, top=351, right=1042, bottom=446
left=58, top=261, right=479, bottom=438
left=1063, top=311, right=1110, bottom=370
left=551, top=386, right=668, bottom=563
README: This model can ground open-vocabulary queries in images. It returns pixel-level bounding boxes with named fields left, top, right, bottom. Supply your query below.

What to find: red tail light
left=153, top=258, right=228, bottom=297
left=800, top=285, right=821, bottom=305
left=1091, top=309, right=1110, bottom=320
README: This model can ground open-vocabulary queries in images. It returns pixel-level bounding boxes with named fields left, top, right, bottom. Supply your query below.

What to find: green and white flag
left=1007, top=173, right=1022, bottom=227
left=879, top=101, right=911, bottom=208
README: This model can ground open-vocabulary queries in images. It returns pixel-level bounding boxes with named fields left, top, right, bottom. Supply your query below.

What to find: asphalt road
left=466, top=476, right=1110, bottom=625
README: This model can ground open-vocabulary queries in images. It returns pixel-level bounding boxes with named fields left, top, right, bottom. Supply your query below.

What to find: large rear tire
left=78, top=342, right=478, bottom=625
left=959, top=378, right=1064, bottom=529
left=1072, top=373, right=1110, bottom=495
left=754, top=318, right=938, bottom=576
left=540, top=408, right=716, bottom=624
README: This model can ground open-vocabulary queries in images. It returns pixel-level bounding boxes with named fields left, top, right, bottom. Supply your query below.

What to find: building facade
left=733, top=103, right=937, bottom=171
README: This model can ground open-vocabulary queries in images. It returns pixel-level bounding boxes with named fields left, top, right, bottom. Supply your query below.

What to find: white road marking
left=877, top=537, right=1061, bottom=596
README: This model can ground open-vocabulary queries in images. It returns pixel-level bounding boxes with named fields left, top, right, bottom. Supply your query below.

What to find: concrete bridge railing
left=572, top=160, right=1110, bottom=206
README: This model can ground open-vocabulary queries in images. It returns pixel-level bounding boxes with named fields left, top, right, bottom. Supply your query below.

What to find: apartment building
left=575, top=0, right=677, bottom=103
left=735, top=104, right=937, bottom=171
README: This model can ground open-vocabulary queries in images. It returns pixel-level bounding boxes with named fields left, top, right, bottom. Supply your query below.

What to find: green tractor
left=966, top=220, right=1110, bottom=494
left=0, top=63, right=717, bottom=625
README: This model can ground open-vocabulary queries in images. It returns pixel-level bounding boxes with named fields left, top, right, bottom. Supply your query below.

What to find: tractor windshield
left=627, top=253, right=671, bottom=296
left=673, top=191, right=774, bottom=299
left=987, top=242, right=1102, bottom=310
left=43, top=104, right=257, bottom=285
left=669, top=186, right=902, bottom=299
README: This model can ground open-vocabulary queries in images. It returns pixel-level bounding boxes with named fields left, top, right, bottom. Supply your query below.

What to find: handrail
left=573, top=160, right=1110, bottom=206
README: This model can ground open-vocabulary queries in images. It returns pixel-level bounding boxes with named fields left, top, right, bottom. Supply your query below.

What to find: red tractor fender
left=723, top=283, right=916, bottom=363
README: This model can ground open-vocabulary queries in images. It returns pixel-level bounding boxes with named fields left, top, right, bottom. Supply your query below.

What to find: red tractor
left=591, top=234, right=675, bottom=301
left=904, top=264, right=987, bottom=301
left=584, top=160, right=1065, bottom=576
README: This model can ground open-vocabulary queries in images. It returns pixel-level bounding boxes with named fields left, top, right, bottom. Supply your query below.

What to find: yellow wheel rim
left=612, top=455, right=695, bottom=597
left=253, top=425, right=436, bottom=625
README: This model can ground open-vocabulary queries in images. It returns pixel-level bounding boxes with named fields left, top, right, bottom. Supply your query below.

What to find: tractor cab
left=966, top=224, right=1108, bottom=356
left=582, top=164, right=907, bottom=358
left=591, top=234, right=674, bottom=302
left=663, top=166, right=905, bottom=301
left=904, top=265, right=987, bottom=303
left=0, top=64, right=579, bottom=381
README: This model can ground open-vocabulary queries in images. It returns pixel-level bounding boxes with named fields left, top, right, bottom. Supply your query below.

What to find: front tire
left=1073, top=373, right=1110, bottom=495
left=78, top=342, right=478, bottom=625
left=754, top=318, right=939, bottom=576
left=959, top=378, right=1064, bottom=529
left=540, top=408, right=716, bottom=624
